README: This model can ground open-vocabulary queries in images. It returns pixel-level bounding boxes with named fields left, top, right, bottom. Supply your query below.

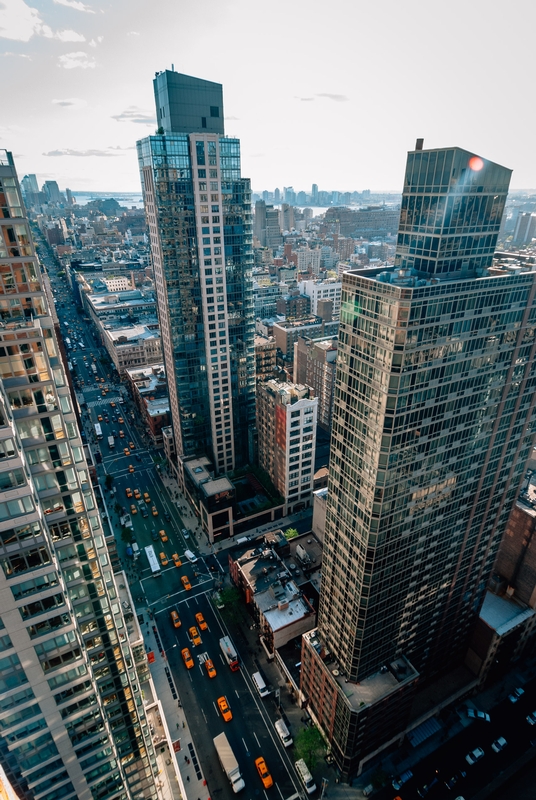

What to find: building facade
left=0, top=152, right=157, bottom=799
left=256, top=381, right=317, bottom=514
left=301, top=145, right=536, bottom=778
left=138, top=71, right=255, bottom=482
left=293, top=336, right=337, bottom=431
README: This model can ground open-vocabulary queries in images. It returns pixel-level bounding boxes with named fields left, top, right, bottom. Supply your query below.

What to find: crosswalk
left=86, top=396, right=124, bottom=409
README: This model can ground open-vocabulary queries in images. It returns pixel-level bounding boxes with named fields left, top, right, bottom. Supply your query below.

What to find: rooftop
left=201, top=476, right=234, bottom=499
left=479, top=591, right=535, bottom=636
left=104, top=322, right=161, bottom=344
left=184, top=457, right=213, bottom=488
left=304, top=629, right=419, bottom=711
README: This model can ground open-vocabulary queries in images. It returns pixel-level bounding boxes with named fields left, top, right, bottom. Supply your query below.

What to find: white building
left=297, top=248, right=322, bottom=274
left=103, top=275, right=131, bottom=292
left=102, top=322, right=162, bottom=375
left=297, top=278, right=342, bottom=316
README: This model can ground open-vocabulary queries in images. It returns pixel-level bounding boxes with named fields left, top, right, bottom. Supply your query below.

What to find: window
left=210, top=106, right=219, bottom=118
left=201, top=117, right=207, bottom=128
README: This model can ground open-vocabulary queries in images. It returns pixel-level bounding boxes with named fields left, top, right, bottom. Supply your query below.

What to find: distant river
left=72, top=193, right=144, bottom=209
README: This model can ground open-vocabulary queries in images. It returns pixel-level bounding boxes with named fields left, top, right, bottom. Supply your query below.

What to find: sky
left=1, top=0, right=535, bottom=194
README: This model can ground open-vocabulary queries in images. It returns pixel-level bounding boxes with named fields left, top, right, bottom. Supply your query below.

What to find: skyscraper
left=138, top=71, right=255, bottom=482
left=0, top=152, right=157, bottom=799
left=301, top=144, right=536, bottom=778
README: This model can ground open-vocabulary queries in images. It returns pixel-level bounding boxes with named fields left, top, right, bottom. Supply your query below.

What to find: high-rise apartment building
left=0, top=152, right=157, bottom=799
left=301, top=144, right=536, bottom=778
left=138, top=71, right=255, bottom=482
left=256, top=381, right=317, bottom=514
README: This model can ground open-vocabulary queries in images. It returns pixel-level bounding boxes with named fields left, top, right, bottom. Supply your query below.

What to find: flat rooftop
left=105, top=322, right=160, bottom=343
left=184, top=457, right=213, bottom=488
left=479, top=591, right=535, bottom=636
left=304, top=629, right=418, bottom=711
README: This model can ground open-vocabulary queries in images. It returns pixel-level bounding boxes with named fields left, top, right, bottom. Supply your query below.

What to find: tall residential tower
left=0, top=152, right=157, bottom=799
left=301, top=144, right=536, bottom=778
left=137, top=71, right=255, bottom=483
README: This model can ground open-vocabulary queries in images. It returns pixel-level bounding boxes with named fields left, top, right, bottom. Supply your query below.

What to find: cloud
left=127, top=31, right=139, bottom=36
left=55, top=29, right=85, bottom=42
left=88, top=35, right=103, bottom=47
left=58, top=51, right=95, bottom=69
left=53, top=0, right=95, bottom=12
left=1, top=51, right=31, bottom=59
left=225, top=115, right=240, bottom=120
left=296, top=96, right=314, bottom=102
left=316, top=93, right=349, bottom=102
left=52, top=97, right=87, bottom=109
left=108, top=145, right=135, bottom=151
left=111, top=106, right=156, bottom=125
left=43, top=148, right=122, bottom=158
left=0, top=0, right=86, bottom=42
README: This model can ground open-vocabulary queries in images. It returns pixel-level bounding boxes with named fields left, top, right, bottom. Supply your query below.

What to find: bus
left=94, top=423, right=103, bottom=440
left=145, top=545, right=161, bottom=577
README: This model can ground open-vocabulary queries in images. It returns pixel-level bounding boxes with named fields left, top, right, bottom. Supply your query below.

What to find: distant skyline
left=1, top=0, right=535, bottom=193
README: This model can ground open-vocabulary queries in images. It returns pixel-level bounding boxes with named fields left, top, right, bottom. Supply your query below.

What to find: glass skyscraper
left=301, top=145, right=536, bottom=778
left=137, top=71, right=255, bottom=482
left=0, top=152, right=157, bottom=799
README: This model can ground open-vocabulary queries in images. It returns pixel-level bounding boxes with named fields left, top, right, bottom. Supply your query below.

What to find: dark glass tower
left=137, top=71, right=255, bottom=479
left=301, top=145, right=536, bottom=778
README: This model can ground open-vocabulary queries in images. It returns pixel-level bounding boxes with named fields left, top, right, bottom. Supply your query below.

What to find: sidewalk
left=143, top=621, right=211, bottom=800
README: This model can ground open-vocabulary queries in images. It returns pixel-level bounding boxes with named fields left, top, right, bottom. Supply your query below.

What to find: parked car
left=491, top=737, right=507, bottom=753
left=465, top=747, right=484, bottom=765
left=467, top=708, right=490, bottom=722
left=526, top=711, right=536, bottom=725
left=509, top=687, right=525, bottom=703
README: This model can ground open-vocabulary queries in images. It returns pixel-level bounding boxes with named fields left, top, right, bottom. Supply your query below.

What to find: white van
left=252, top=671, right=270, bottom=697
left=275, top=719, right=293, bottom=747
left=184, top=549, right=198, bottom=563
left=295, top=759, right=316, bottom=794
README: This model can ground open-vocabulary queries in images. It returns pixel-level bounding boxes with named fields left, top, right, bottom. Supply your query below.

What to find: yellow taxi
left=170, top=610, right=181, bottom=628
left=128, top=464, right=134, bottom=473
left=130, top=504, right=137, bottom=515
left=125, top=487, right=133, bottom=498
left=195, top=612, right=208, bottom=631
left=143, top=492, right=151, bottom=503
left=188, top=626, right=201, bottom=646
left=255, top=758, right=273, bottom=789
left=119, top=430, right=125, bottom=438
left=134, top=488, right=141, bottom=500
left=97, top=414, right=103, bottom=422
left=123, top=448, right=130, bottom=456
left=159, top=529, right=168, bottom=542
left=172, top=553, right=182, bottom=567
left=159, top=552, right=168, bottom=567
left=217, top=696, right=232, bottom=722
left=118, top=417, right=124, bottom=424
left=181, top=575, right=192, bottom=591
left=151, top=506, right=158, bottom=517
left=181, top=648, right=194, bottom=669
left=205, top=658, right=217, bottom=679
left=129, top=441, right=135, bottom=450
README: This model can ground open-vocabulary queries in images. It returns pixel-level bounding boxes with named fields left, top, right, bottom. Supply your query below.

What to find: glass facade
left=137, top=77, right=255, bottom=477
left=303, top=146, right=536, bottom=776
left=0, top=151, right=157, bottom=800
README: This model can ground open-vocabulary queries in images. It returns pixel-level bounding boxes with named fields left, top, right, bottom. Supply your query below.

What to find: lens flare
left=469, top=156, right=484, bottom=171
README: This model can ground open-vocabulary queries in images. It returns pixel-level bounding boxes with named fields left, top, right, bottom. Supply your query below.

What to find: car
left=181, top=648, right=194, bottom=669
left=159, top=529, right=168, bottom=542
left=110, top=402, right=116, bottom=408
left=128, top=464, right=134, bottom=473
left=134, top=489, right=141, bottom=499
left=172, top=553, right=182, bottom=567
left=97, top=414, right=103, bottom=422
left=217, top=696, right=232, bottom=722
left=130, top=504, right=137, bottom=515
left=129, top=442, right=135, bottom=450
left=164, top=511, right=171, bottom=521
left=151, top=529, right=159, bottom=541
left=119, top=430, right=125, bottom=438
left=491, top=737, right=507, bottom=753
left=205, top=658, right=217, bottom=678
left=125, top=487, right=133, bottom=498
left=189, top=626, right=201, bottom=646
left=143, top=492, right=151, bottom=503
left=170, top=610, right=181, bottom=628
left=159, top=552, right=168, bottom=566
left=255, top=757, right=273, bottom=789
left=181, top=575, right=192, bottom=591
left=195, top=612, right=208, bottom=631
left=118, top=417, right=124, bottom=424
left=444, top=771, right=466, bottom=790
left=101, top=391, right=106, bottom=397
left=135, top=453, right=142, bottom=462
left=417, top=777, right=438, bottom=798
left=140, top=505, right=149, bottom=518
left=509, top=687, right=525, bottom=703
left=465, top=747, right=484, bottom=765
left=392, top=770, right=413, bottom=791
left=182, top=528, right=190, bottom=538
left=151, top=506, right=158, bottom=517
left=527, top=711, right=536, bottom=725
left=124, top=448, right=130, bottom=456
left=466, top=708, right=490, bottom=722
